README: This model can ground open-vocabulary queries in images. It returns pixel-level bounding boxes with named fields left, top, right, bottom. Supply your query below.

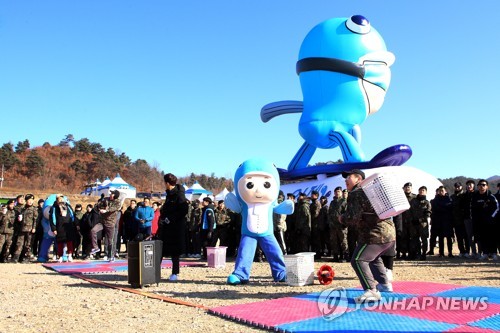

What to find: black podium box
left=128, top=240, right=163, bottom=288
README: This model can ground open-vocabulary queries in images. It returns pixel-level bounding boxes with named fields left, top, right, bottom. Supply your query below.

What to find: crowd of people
left=1, top=175, right=498, bottom=275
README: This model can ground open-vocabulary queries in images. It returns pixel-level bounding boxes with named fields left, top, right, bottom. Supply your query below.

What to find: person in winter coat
left=134, top=198, right=154, bottom=237
left=471, top=180, right=499, bottom=260
left=49, top=194, right=76, bottom=262
left=200, top=197, right=216, bottom=259
left=80, top=204, right=96, bottom=259
left=429, top=186, right=454, bottom=257
left=340, top=169, right=395, bottom=303
left=158, top=173, right=189, bottom=281
left=91, top=190, right=121, bottom=261
left=122, top=200, right=138, bottom=246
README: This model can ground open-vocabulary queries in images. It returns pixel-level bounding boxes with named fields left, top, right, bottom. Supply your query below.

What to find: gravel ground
left=0, top=251, right=498, bottom=333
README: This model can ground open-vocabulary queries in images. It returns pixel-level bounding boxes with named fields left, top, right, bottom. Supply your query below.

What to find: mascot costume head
left=225, top=158, right=294, bottom=285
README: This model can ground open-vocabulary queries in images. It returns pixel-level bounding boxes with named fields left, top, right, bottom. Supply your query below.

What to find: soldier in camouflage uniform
left=0, top=200, right=17, bottom=263
left=318, top=196, right=329, bottom=257
left=11, top=194, right=38, bottom=263
left=91, top=190, right=122, bottom=261
left=340, top=169, right=396, bottom=303
left=212, top=200, right=232, bottom=248
left=10, top=195, right=25, bottom=259
left=410, top=186, right=432, bottom=260
left=399, top=182, right=416, bottom=260
left=309, top=190, right=323, bottom=259
left=328, top=186, right=349, bottom=262
left=294, top=193, right=311, bottom=253
left=188, top=199, right=202, bottom=258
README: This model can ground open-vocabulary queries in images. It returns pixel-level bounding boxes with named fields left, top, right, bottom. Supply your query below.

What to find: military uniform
left=328, top=196, right=348, bottom=261
left=188, top=205, right=202, bottom=256
left=212, top=206, right=232, bottom=247
left=318, top=199, right=329, bottom=257
left=309, top=197, right=322, bottom=258
left=342, top=185, right=396, bottom=291
left=409, top=194, right=432, bottom=260
left=91, top=197, right=121, bottom=259
left=11, top=205, right=38, bottom=262
left=0, top=208, right=16, bottom=262
left=294, top=198, right=311, bottom=253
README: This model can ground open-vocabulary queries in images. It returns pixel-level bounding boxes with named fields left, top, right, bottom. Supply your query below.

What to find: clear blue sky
left=1, top=1, right=498, bottom=181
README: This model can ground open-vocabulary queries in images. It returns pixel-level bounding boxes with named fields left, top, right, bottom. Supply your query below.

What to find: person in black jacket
left=158, top=173, right=189, bottom=281
left=80, top=204, right=99, bottom=259
left=49, top=195, right=76, bottom=262
left=471, top=180, right=499, bottom=260
left=200, top=197, right=216, bottom=260
left=430, top=186, right=454, bottom=257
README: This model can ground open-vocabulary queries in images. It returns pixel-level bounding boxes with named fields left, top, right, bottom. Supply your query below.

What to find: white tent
left=97, top=173, right=137, bottom=199
left=185, top=182, right=213, bottom=201
left=101, top=177, right=111, bottom=187
left=80, top=178, right=102, bottom=196
left=215, top=188, right=229, bottom=201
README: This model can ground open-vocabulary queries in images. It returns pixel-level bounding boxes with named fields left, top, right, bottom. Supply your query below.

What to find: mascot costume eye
left=225, top=158, right=294, bottom=285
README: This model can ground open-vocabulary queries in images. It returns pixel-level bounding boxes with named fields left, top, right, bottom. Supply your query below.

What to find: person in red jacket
left=151, top=202, right=161, bottom=237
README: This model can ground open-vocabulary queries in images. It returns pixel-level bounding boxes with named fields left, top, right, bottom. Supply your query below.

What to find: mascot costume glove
left=225, top=158, right=294, bottom=285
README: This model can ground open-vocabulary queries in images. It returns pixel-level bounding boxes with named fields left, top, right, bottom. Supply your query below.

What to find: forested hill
left=0, top=135, right=497, bottom=195
left=0, top=135, right=233, bottom=194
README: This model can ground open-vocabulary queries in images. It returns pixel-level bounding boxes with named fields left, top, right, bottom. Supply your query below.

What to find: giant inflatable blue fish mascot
left=261, top=15, right=398, bottom=173
left=225, top=158, right=294, bottom=285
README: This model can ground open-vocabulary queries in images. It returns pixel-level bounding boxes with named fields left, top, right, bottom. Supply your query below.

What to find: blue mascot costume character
left=37, top=194, right=58, bottom=263
left=225, top=158, right=294, bottom=285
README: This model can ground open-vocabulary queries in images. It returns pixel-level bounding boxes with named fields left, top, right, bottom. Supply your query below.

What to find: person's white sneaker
left=102, top=256, right=108, bottom=261
left=58, top=257, right=63, bottom=263
left=376, top=283, right=393, bottom=292
left=67, top=255, right=73, bottom=262
left=386, top=269, right=394, bottom=283
left=355, top=289, right=381, bottom=304
left=169, top=274, right=178, bottom=281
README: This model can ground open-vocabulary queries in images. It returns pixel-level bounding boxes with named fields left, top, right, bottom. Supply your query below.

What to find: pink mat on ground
left=387, top=281, right=464, bottom=295
left=210, top=297, right=352, bottom=329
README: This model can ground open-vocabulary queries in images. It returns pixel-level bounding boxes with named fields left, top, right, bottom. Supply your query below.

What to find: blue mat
left=209, top=282, right=500, bottom=333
